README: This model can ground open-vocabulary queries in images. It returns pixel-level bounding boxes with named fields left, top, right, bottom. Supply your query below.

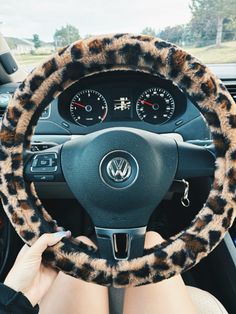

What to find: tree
left=32, top=34, right=41, bottom=49
left=158, top=25, right=185, bottom=45
left=224, top=17, right=236, bottom=41
left=190, top=0, right=236, bottom=47
left=84, top=34, right=93, bottom=39
left=54, top=24, right=80, bottom=47
left=141, top=27, right=157, bottom=37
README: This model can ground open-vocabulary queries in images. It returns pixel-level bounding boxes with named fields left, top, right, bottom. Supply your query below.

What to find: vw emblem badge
left=106, top=157, right=131, bottom=182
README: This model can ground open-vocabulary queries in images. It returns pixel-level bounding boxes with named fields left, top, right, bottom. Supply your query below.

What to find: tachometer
left=70, top=89, right=108, bottom=126
left=136, top=87, right=175, bottom=124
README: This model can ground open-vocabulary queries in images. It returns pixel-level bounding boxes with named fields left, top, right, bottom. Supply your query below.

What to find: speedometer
left=136, top=87, right=175, bottom=124
left=70, top=89, right=108, bottom=126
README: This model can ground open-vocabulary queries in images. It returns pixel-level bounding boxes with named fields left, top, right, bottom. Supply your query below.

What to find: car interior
left=0, top=2, right=236, bottom=314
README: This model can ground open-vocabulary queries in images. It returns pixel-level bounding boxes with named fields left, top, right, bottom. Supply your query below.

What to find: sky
left=0, top=0, right=192, bottom=42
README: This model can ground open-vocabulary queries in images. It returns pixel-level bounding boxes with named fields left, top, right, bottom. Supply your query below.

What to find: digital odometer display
left=112, top=96, right=132, bottom=120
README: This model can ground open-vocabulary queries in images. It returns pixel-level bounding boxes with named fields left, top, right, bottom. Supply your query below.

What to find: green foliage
left=142, top=0, right=236, bottom=48
left=84, top=34, right=93, bottom=39
left=32, top=34, right=41, bottom=49
left=222, top=17, right=236, bottom=41
left=53, top=24, right=80, bottom=47
left=189, top=0, right=236, bottom=46
left=190, top=0, right=236, bottom=18
left=158, top=25, right=186, bottom=45
left=141, top=27, right=157, bottom=37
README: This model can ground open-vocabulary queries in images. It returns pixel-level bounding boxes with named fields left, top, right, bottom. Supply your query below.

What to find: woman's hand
left=4, top=230, right=71, bottom=307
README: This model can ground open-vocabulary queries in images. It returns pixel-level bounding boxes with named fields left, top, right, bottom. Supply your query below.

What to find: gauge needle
left=73, top=102, right=86, bottom=108
left=141, top=100, right=154, bottom=107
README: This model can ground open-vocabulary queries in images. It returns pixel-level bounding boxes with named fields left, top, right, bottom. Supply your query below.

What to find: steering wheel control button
left=33, top=174, right=54, bottom=182
left=100, top=151, right=139, bottom=189
left=31, top=142, right=58, bottom=152
left=106, top=157, right=131, bottom=182
left=31, top=153, right=58, bottom=173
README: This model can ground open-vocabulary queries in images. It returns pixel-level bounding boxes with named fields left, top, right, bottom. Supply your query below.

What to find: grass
left=185, top=41, right=236, bottom=64
left=15, top=41, right=236, bottom=69
left=16, top=54, right=51, bottom=68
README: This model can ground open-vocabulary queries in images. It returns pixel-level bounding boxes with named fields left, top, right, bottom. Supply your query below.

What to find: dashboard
left=1, top=69, right=233, bottom=141
left=57, top=71, right=206, bottom=137
left=59, top=72, right=185, bottom=127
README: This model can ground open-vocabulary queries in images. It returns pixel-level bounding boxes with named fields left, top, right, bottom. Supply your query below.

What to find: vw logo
left=99, top=150, right=138, bottom=189
left=106, top=157, right=132, bottom=182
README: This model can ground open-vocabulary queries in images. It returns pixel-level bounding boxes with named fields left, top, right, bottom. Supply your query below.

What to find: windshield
left=1, top=0, right=236, bottom=70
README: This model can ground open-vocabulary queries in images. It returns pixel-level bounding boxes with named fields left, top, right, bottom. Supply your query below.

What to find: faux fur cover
left=0, top=33, right=235, bottom=287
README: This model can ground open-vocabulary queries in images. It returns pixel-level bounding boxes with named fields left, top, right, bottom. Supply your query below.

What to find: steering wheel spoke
left=175, top=141, right=215, bottom=179
left=95, top=226, right=146, bottom=260
left=24, top=145, right=65, bottom=182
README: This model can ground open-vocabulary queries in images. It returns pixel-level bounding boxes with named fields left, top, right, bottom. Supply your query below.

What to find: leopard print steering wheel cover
left=0, top=33, right=235, bottom=287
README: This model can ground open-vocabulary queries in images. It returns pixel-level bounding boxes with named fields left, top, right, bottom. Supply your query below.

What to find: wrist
left=0, top=283, right=39, bottom=312
left=23, top=290, right=38, bottom=307
left=4, top=279, right=36, bottom=306
left=4, top=278, right=21, bottom=293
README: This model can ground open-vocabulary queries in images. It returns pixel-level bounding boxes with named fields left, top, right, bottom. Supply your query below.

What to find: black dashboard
left=59, top=72, right=187, bottom=128
left=0, top=71, right=211, bottom=141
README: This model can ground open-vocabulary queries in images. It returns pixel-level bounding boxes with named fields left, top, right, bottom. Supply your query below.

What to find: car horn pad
left=0, top=33, right=235, bottom=287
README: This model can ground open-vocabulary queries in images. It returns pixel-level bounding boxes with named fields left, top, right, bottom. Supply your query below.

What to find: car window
left=1, top=0, right=236, bottom=70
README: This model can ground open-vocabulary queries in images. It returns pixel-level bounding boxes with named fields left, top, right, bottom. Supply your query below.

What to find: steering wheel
left=0, top=33, right=235, bottom=287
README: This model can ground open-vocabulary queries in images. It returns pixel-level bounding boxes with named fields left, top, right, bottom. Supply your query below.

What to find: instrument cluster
left=58, top=72, right=187, bottom=128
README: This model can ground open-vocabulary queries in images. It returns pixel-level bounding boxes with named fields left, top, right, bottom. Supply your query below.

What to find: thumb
left=28, top=231, right=71, bottom=257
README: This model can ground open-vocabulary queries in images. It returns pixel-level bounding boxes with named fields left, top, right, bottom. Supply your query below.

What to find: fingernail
left=56, top=226, right=65, bottom=232
left=66, top=230, right=72, bottom=237
left=54, top=231, right=71, bottom=239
